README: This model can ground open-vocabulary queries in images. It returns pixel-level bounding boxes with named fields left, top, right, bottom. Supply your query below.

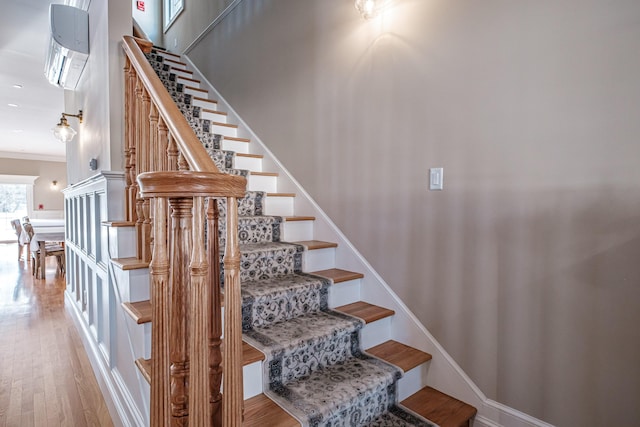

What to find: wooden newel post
left=138, top=171, right=246, bottom=427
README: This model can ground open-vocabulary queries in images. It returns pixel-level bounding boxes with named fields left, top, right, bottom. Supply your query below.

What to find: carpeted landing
left=146, top=51, right=436, bottom=427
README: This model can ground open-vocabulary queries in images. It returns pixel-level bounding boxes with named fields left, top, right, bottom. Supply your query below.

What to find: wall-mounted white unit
left=44, top=4, right=89, bottom=90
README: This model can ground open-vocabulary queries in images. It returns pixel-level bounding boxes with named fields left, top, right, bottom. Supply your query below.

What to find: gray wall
left=188, top=1, right=640, bottom=425
left=163, top=0, right=235, bottom=53
left=0, top=158, right=66, bottom=211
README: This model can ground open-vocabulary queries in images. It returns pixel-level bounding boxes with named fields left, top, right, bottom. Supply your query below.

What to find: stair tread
left=250, top=171, right=278, bottom=177
left=401, top=386, right=477, bottom=427
left=244, top=394, right=299, bottom=427
left=177, top=76, right=200, bottom=84
left=122, top=301, right=152, bottom=324
left=312, top=268, right=363, bottom=283
left=157, top=49, right=180, bottom=59
left=223, top=135, right=249, bottom=142
left=267, top=192, right=295, bottom=197
left=293, top=240, right=338, bottom=250
left=284, top=215, right=315, bottom=222
left=236, top=152, right=262, bottom=159
left=367, top=340, right=432, bottom=373
left=193, top=96, right=217, bottom=104
left=170, top=66, right=192, bottom=74
left=209, top=120, right=237, bottom=128
left=111, top=257, right=149, bottom=270
left=334, top=301, right=395, bottom=324
left=185, top=85, right=207, bottom=93
left=165, top=57, right=187, bottom=66
left=135, top=341, right=264, bottom=385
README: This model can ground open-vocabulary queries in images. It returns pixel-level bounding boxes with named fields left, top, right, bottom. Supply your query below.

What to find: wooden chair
left=23, top=222, right=65, bottom=276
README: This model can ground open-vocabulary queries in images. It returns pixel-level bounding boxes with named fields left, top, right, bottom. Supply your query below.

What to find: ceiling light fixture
left=12, top=84, right=23, bottom=89
left=52, top=110, right=83, bottom=142
left=8, top=103, right=18, bottom=107
left=355, top=0, right=379, bottom=19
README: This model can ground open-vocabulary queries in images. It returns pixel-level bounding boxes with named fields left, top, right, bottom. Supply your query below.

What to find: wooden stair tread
left=135, top=342, right=264, bottom=385
left=366, top=340, right=432, bottom=373
left=244, top=394, right=299, bottom=427
left=250, top=171, right=278, bottom=177
left=293, top=240, right=338, bottom=250
left=312, top=268, right=363, bottom=283
left=135, top=358, right=151, bottom=383
left=158, top=49, right=180, bottom=59
left=111, top=257, right=149, bottom=270
left=284, top=216, right=315, bottom=222
left=202, top=107, right=227, bottom=116
left=334, top=301, right=394, bottom=324
left=236, top=152, right=262, bottom=159
left=401, top=386, right=477, bottom=427
left=177, top=76, right=200, bottom=83
left=122, top=301, right=152, bottom=324
left=164, top=57, right=187, bottom=66
left=267, top=192, right=296, bottom=197
left=193, top=96, right=217, bottom=104
left=210, top=120, right=237, bottom=128
left=185, top=85, right=207, bottom=93
left=223, top=135, right=249, bottom=142
left=171, top=66, right=192, bottom=74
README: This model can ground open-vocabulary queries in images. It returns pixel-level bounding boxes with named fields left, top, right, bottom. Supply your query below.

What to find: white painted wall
left=186, top=1, right=640, bottom=425
left=65, top=0, right=130, bottom=185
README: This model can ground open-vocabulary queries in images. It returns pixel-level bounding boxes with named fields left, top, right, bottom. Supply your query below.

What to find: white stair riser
left=234, top=155, right=262, bottom=171
left=360, top=316, right=391, bottom=349
left=201, top=110, right=227, bottom=123
left=142, top=323, right=151, bottom=360
left=192, top=98, right=218, bottom=110
left=302, top=247, right=336, bottom=272
left=282, top=220, right=314, bottom=242
left=264, top=196, right=294, bottom=216
left=248, top=174, right=277, bottom=193
left=113, top=267, right=150, bottom=303
left=243, top=362, right=263, bottom=399
left=107, top=226, right=136, bottom=259
left=184, top=87, right=208, bottom=98
left=328, top=279, right=361, bottom=308
left=170, top=68, right=192, bottom=79
left=177, top=77, right=199, bottom=88
left=208, top=124, right=237, bottom=138
left=221, top=139, right=249, bottom=154
left=396, top=363, right=430, bottom=401
left=166, top=59, right=187, bottom=70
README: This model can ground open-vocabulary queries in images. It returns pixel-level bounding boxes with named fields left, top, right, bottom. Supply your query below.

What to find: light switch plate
left=430, top=167, right=443, bottom=190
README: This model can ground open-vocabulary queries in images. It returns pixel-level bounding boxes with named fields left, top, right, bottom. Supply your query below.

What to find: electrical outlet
left=430, top=167, right=443, bottom=190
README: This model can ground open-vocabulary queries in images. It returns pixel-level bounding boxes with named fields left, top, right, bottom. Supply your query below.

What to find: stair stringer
left=182, top=55, right=554, bottom=427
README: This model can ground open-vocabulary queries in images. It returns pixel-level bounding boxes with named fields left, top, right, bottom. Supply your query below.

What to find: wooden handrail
left=122, top=35, right=220, bottom=174
left=123, top=36, right=247, bottom=426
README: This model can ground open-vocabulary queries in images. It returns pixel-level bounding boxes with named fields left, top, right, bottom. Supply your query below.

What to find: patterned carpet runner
left=146, top=51, right=436, bottom=427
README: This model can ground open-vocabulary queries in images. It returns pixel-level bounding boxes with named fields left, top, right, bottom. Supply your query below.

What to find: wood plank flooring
left=0, top=243, right=113, bottom=427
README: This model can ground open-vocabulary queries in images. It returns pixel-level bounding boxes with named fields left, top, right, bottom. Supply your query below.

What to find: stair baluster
left=123, top=35, right=247, bottom=426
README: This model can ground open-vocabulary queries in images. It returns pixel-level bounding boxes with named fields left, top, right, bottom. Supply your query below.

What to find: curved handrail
left=122, top=35, right=220, bottom=173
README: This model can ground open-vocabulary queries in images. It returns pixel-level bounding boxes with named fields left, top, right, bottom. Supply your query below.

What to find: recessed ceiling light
left=8, top=103, right=19, bottom=107
left=12, top=84, right=23, bottom=89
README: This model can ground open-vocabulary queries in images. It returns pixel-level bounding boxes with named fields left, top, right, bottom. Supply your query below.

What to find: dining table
left=26, top=221, right=66, bottom=279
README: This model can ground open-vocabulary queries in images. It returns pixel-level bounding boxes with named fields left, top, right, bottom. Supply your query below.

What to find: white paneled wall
left=63, top=172, right=148, bottom=427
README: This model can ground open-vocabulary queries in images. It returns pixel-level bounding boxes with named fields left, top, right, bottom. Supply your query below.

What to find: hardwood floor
left=0, top=243, right=113, bottom=426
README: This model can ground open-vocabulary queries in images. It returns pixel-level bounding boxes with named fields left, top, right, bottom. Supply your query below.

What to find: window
left=164, top=0, right=184, bottom=31
left=0, top=184, right=29, bottom=242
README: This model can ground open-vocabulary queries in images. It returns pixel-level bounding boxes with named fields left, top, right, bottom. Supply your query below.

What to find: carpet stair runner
left=122, top=48, right=476, bottom=426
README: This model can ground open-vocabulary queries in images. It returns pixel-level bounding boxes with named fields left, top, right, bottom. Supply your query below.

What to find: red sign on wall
left=136, top=1, right=145, bottom=12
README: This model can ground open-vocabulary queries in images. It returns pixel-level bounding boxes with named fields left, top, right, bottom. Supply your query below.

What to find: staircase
left=116, top=40, right=476, bottom=426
